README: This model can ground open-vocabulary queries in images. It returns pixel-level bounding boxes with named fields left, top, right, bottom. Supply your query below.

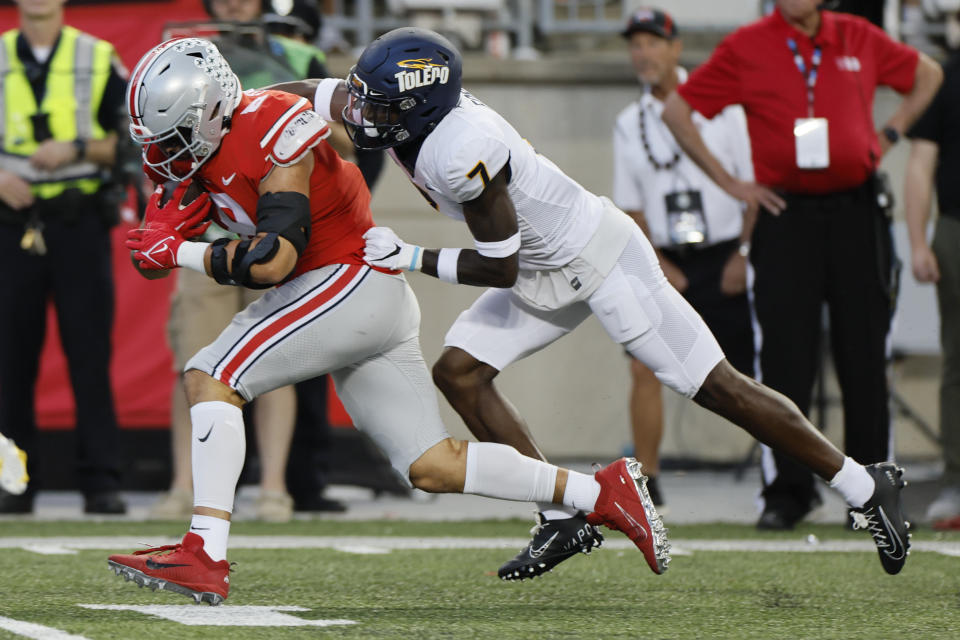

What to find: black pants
left=0, top=214, right=121, bottom=493
left=286, top=375, right=333, bottom=498
left=751, top=180, right=894, bottom=509
left=661, top=238, right=755, bottom=377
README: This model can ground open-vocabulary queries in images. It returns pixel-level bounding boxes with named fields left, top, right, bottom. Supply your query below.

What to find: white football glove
left=0, top=433, right=28, bottom=495
left=362, top=226, right=424, bottom=271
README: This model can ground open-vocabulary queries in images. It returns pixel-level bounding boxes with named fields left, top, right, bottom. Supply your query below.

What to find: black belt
left=660, top=237, right=739, bottom=262
left=777, top=176, right=875, bottom=206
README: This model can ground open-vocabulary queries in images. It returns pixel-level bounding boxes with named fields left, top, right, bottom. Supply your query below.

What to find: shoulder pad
left=263, top=100, right=331, bottom=167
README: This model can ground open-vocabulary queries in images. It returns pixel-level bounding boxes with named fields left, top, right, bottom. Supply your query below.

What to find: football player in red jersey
left=110, top=38, right=670, bottom=605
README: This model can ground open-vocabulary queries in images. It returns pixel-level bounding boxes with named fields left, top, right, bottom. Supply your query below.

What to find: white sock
left=829, top=456, right=875, bottom=508
left=462, top=442, right=558, bottom=502
left=189, top=514, right=230, bottom=562
left=537, top=505, right=578, bottom=520
left=190, top=401, right=246, bottom=513
left=562, top=471, right=602, bottom=512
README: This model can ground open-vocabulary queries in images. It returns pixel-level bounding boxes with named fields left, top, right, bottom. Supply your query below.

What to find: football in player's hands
left=145, top=180, right=212, bottom=239
left=130, top=248, right=170, bottom=279
left=157, top=179, right=206, bottom=208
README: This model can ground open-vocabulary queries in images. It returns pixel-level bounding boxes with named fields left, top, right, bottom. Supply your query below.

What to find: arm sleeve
left=867, top=21, right=919, bottom=92
left=677, top=37, right=742, bottom=119
left=723, top=105, right=755, bottom=182
left=611, top=115, right=644, bottom=211
left=444, top=133, right=510, bottom=203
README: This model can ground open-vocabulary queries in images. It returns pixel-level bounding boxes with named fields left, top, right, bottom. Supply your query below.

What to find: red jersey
left=678, top=9, right=918, bottom=193
left=197, top=90, right=373, bottom=279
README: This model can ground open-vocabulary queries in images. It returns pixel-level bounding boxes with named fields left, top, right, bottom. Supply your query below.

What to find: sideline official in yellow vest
left=0, top=0, right=128, bottom=515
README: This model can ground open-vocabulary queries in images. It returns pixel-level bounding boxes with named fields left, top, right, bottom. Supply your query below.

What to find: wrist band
left=313, top=77, right=342, bottom=122
left=474, top=231, right=521, bottom=258
left=437, top=248, right=461, bottom=284
left=177, top=240, right=209, bottom=274
left=407, top=245, right=423, bottom=271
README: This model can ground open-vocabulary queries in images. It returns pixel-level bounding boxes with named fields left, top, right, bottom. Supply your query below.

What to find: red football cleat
left=586, top=457, right=671, bottom=574
left=107, top=532, right=230, bottom=605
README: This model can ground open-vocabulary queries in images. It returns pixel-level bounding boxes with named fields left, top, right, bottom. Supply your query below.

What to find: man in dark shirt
left=904, top=52, right=960, bottom=528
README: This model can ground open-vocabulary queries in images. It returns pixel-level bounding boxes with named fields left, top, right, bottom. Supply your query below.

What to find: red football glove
left=144, top=180, right=212, bottom=239
left=126, top=222, right=185, bottom=271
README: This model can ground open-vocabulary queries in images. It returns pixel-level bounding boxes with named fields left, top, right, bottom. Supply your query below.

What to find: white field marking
left=20, top=544, right=77, bottom=555
left=1, top=536, right=958, bottom=557
left=78, top=605, right=355, bottom=628
left=332, top=544, right=392, bottom=554
left=0, top=615, right=90, bottom=639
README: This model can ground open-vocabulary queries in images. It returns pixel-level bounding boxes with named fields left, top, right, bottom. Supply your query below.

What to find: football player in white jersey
left=283, top=27, right=911, bottom=579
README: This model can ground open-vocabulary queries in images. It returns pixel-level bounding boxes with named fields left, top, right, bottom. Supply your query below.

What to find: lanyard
left=638, top=101, right=681, bottom=171
left=787, top=38, right=821, bottom=117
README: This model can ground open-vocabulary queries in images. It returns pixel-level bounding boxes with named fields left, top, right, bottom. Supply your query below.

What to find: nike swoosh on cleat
left=878, top=506, right=906, bottom=560
left=145, top=558, right=191, bottom=570
left=528, top=531, right=559, bottom=558
left=197, top=423, right=215, bottom=443
left=614, top=502, right=649, bottom=542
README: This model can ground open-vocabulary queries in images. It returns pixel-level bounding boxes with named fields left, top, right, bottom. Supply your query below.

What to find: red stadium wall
left=0, top=0, right=352, bottom=430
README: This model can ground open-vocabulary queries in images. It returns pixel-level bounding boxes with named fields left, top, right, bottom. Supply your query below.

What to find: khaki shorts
left=167, top=268, right=265, bottom=371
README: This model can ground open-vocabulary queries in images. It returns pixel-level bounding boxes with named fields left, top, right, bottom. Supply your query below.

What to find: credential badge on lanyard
left=789, top=38, right=830, bottom=169
left=639, top=103, right=707, bottom=245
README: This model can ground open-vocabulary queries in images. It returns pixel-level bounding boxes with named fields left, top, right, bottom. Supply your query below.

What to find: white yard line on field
left=0, top=616, right=90, bottom=640
left=0, top=535, right=958, bottom=557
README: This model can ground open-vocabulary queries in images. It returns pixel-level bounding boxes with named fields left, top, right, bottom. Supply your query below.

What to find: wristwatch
left=881, top=126, right=900, bottom=145
left=73, top=138, right=87, bottom=161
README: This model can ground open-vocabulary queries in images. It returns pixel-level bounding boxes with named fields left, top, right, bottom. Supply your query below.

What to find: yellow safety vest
left=0, top=26, right=114, bottom=200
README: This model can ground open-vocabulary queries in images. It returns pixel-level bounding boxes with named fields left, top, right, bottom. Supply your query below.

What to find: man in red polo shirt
left=662, top=0, right=942, bottom=530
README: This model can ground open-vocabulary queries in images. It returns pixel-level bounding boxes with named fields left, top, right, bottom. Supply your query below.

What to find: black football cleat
left=498, top=511, right=603, bottom=581
left=850, top=462, right=911, bottom=575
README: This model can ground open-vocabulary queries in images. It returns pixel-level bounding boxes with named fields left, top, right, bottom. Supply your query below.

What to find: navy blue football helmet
left=343, top=28, right=462, bottom=150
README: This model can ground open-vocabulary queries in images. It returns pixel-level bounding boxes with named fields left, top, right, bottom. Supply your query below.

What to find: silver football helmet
left=127, top=38, right=241, bottom=181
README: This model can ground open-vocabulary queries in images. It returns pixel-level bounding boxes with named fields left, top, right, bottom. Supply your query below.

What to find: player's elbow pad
left=256, top=191, right=312, bottom=256
left=210, top=234, right=284, bottom=289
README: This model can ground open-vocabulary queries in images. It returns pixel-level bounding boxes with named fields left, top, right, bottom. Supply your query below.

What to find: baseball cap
left=621, top=8, right=677, bottom=40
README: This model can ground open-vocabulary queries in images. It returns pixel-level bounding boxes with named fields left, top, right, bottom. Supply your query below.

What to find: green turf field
left=0, top=520, right=957, bottom=639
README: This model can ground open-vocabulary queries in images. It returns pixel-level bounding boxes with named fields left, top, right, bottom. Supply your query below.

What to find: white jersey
left=387, top=90, right=605, bottom=272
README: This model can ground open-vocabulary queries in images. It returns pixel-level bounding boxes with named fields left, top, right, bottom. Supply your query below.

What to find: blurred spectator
left=263, top=0, right=351, bottom=513
left=612, top=8, right=756, bottom=509
left=261, top=0, right=384, bottom=189
left=663, top=0, right=942, bottom=530
left=0, top=0, right=128, bottom=514
left=904, top=50, right=960, bottom=528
